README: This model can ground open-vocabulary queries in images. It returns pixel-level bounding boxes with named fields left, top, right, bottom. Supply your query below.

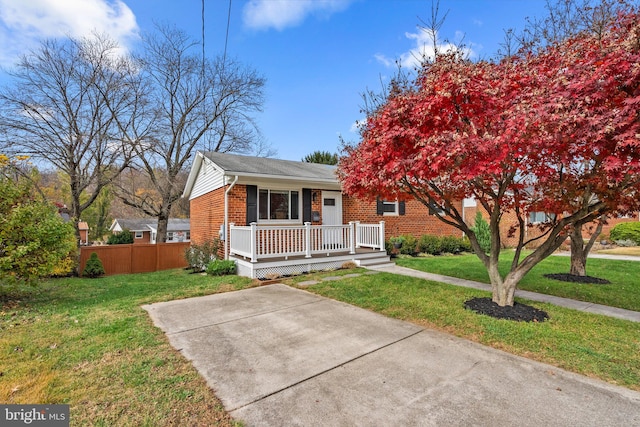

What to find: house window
left=376, top=198, right=405, bottom=216
left=529, top=212, right=555, bottom=224
left=134, top=231, right=143, bottom=239
left=186, top=231, right=190, bottom=241
left=382, top=200, right=398, bottom=216
left=258, top=189, right=300, bottom=221
left=166, top=232, right=174, bottom=241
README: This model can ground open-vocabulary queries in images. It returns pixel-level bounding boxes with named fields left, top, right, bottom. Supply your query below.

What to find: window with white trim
left=134, top=231, right=143, bottom=239
left=258, top=189, right=300, bottom=221
left=382, top=200, right=398, bottom=216
left=166, top=232, right=174, bottom=241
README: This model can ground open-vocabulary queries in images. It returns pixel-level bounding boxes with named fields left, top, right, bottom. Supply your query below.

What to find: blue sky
left=0, top=0, right=549, bottom=161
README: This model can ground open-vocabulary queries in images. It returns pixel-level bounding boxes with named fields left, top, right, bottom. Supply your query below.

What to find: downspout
left=224, top=175, right=239, bottom=260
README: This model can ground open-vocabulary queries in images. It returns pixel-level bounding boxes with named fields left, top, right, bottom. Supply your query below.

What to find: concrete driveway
left=143, top=284, right=640, bottom=426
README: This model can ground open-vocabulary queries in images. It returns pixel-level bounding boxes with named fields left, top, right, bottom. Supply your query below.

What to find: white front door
left=322, top=191, right=343, bottom=248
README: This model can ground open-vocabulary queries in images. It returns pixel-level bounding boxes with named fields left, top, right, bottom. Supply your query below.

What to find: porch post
left=379, top=221, right=386, bottom=252
left=349, top=221, right=357, bottom=254
left=304, top=222, right=312, bottom=258
left=250, top=222, right=258, bottom=263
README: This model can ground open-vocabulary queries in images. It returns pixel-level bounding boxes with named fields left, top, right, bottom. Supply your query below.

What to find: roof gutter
left=224, top=175, right=239, bottom=260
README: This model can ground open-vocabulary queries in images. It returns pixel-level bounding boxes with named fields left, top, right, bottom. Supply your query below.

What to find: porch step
left=355, top=255, right=394, bottom=269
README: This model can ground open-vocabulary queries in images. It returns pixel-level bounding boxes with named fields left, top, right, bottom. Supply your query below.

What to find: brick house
left=109, top=218, right=191, bottom=244
left=463, top=199, right=640, bottom=248
left=183, top=151, right=461, bottom=278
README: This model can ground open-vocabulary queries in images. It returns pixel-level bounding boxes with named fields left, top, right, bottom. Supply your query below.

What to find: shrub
left=610, top=222, right=640, bottom=246
left=206, top=259, right=236, bottom=276
left=418, top=235, right=442, bottom=255
left=83, top=252, right=105, bottom=278
left=441, top=235, right=462, bottom=254
left=185, top=239, right=221, bottom=272
left=1, top=175, right=76, bottom=288
left=107, top=229, right=133, bottom=245
left=399, top=234, right=418, bottom=255
left=471, top=211, right=491, bottom=254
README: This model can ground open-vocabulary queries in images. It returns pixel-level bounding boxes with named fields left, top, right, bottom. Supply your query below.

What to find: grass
left=286, top=270, right=640, bottom=391
left=0, top=269, right=255, bottom=426
left=395, top=251, right=640, bottom=311
left=3, top=261, right=640, bottom=425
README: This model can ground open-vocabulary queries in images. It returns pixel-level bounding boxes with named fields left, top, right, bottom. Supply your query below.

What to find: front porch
left=229, top=221, right=392, bottom=279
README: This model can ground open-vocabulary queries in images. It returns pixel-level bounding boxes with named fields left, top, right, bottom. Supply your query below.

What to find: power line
left=223, top=0, right=232, bottom=65
left=201, top=0, right=206, bottom=77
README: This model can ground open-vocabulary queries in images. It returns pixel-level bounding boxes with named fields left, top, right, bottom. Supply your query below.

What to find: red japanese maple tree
left=339, top=12, right=640, bottom=306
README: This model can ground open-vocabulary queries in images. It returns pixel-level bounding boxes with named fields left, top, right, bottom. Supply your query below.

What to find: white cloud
left=375, top=28, right=477, bottom=70
left=0, top=0, right=139, bottom=67
left=349, top=119, right=365, bottom=134
left=243, top=0, right=354, bottom=31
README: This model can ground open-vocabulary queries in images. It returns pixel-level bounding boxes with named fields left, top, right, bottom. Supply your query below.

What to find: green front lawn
left=395, top=252, right=640, bottom=311
left=291, top=270, right=640, bottom=391
left=1, top=270, right=255, bottom=426
left=2, top=261, right=639, bottom=427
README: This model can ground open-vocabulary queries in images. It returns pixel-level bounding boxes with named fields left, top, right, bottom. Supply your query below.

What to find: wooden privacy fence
left=79, top=242, right=190, bottom=276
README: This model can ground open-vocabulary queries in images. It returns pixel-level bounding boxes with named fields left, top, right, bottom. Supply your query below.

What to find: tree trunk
left=569, top=221, right=602, bottom=276
left=487, top=259, right=519, bottom=307
left=569, top=226, right=587, bottom=276
left=492, top=273, right=520, bottom=307
left=156, top=211, right=169, bottom=243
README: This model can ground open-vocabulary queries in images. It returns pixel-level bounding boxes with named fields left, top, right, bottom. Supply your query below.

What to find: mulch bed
left=543, top=273, right=611, bottom=285
left=464, top=297, right=549, bottom=322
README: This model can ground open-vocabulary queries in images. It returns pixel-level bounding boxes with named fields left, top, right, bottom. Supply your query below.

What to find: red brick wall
left=192, top=187, right=465, bottom=249
left=343, top=195, right=462, bottom=240
left=190, top=186, right=226, bottom=245
left=464, top=205, right=640, bottom=248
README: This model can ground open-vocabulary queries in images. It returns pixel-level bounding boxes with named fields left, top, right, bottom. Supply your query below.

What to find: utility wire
left=201, top=0, right=206, bottom=78
left=223, top=0, right=232, bottom=66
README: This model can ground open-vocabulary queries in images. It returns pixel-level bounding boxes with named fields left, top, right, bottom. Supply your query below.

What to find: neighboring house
left=463, top=198, right=640, bottom=248
left=78, top=221, right=90, bottom=246
left=109, top=218, right=191, bottom=244
left=183, top=151, right=461, bottom=278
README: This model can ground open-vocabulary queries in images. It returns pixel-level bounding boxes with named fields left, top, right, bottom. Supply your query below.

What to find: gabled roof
left=183, top=151, right=340, bottom=198
left=203, top=151, right=337, bottom=180
left=110, top=218, right=190, bottom=232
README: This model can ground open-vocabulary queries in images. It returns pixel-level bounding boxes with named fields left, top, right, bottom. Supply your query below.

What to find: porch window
left=258, top=189, right=300, bottom=221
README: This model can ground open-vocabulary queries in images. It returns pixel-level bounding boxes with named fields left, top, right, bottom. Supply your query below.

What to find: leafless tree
left=116, top=24, right=267, bottom=242
left=0, top=34, right=144, bottom=246
left=518, top=0, right=636, bottom=51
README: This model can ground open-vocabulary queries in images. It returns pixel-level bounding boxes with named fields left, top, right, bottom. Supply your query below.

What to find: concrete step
left=356, top=256, right=393, bottom=267
left=364, top=262, right=397, bottom=269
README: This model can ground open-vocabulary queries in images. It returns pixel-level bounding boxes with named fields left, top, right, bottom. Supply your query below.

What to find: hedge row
left=387, top=234, right=471, bottom=256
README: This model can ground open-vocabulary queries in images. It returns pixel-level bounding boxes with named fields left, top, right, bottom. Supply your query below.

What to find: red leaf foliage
left=340, top=11, right=640, bottom=226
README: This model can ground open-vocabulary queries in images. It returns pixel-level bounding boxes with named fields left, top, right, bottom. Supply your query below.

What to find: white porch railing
left=229, top=221, right=385, bottom=263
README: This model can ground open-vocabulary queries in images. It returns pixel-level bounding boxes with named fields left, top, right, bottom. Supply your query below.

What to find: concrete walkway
left=553, top=251, right=640, bottom=262
left=144, top=284, right=640, bottom=426
left=371, top=264, right=640, bottom=323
